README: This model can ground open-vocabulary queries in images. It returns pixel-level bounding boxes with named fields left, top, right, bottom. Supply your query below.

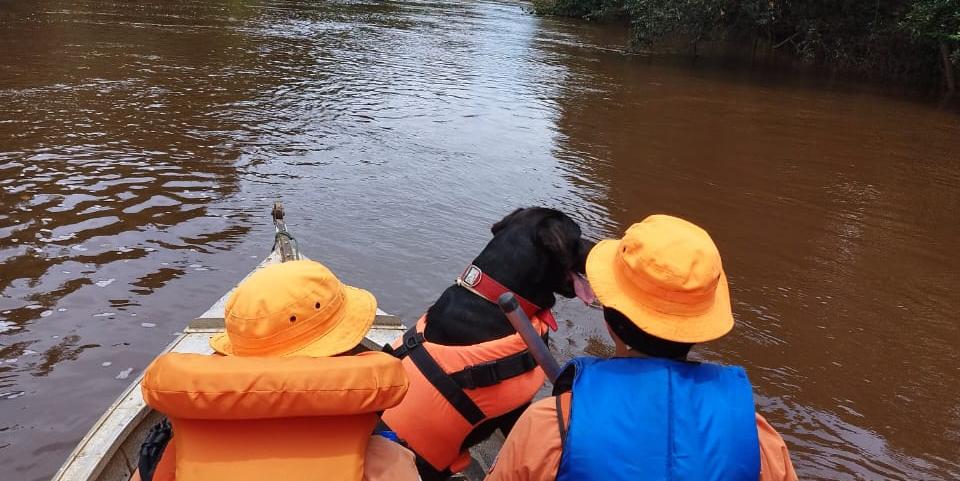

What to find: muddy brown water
left=1, top=1, right=959, bottom=480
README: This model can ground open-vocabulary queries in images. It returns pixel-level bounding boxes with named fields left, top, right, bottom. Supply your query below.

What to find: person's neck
left=614, top=346, right=688, bottom=361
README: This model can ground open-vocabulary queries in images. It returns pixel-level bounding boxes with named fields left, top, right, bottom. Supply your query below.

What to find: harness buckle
left=460, top=265, right=483, bottom=287
left=460, top=362, right=500, bottom=389
left=404, top=334, right=422, bottom=350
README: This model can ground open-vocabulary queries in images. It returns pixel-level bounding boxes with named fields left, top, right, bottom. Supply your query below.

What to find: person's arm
left=484, top=395, right=567, bottom=481
left=363, top=435, right=419, bottom=481
left=756, top=413, right=798, bottom=481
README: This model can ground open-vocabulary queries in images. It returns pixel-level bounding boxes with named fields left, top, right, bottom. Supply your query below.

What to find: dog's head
left=482, top=207, right=596, bottom=308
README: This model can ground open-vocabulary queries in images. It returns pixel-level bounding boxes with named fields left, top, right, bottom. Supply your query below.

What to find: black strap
left=383, top=325, right=427, bottom=359
left=399, top=328, right=486, bottom=425
left=555, top=395, right=568, bottom=450
left=448, top=350, right=538, bottom=389
left=138, top=418, right=173, bottom=481
left=386, top=327, right=540, bottom=390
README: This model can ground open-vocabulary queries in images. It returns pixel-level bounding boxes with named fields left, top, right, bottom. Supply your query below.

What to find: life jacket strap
left=393, top=327, right=486, bottom=425
left=384, top=327, right=542, bottom=389
left=449, top=350, right=537, bottom=389
left=384, top=329, right=425, bottom=359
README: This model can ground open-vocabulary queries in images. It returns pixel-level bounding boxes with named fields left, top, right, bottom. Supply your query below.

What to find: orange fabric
left=149, top=441, right=177, bottom=481
left=586, top=215, right=733, bottom=343
left=381, top=316, right=548, bottom=472
left=150, top=440, right=177, bottom=481
left=756, top=413, right=799, bottom=481
left=485, top=395, right=798, bottom=481
left=142, top=351, right=409, bottom=481
left=144, top=435, right=418, bottom=481
left=364, top=435, right=420, bottom=481
left=485, top=395, right=566, bottom=481
left=209, top=260, right=377, bottom=357
left=142, top=351, right=408, bottom=419
left=171, top=415, right=374, bottom=481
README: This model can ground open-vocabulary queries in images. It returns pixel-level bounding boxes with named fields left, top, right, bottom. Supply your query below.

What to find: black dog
left=394, top=207, right=595, bottom=480
left=424, top=207, right=594, bottom=344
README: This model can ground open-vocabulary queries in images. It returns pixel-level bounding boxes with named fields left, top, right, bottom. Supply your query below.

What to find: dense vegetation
left=533, top=0, right=960, bottom=91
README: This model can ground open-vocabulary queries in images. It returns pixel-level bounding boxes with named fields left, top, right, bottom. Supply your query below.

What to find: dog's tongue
left=571, top=272, right=597, bottom=306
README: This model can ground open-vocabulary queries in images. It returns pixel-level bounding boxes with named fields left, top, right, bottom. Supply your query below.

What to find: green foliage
left=533, top=0, right=626, bottom=21
left=625, top=1, right=914, bottom=61
left=902, top=0, right=960, bottom=41
left=537, top=0, right=960, bottom=85
left=626, top=0, right=731, bottom=44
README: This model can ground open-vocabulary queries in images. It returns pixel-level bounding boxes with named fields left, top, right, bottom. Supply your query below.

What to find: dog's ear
left=491, top=208, right=525, bottom=235
left=535, top=215, right=579, bottom=272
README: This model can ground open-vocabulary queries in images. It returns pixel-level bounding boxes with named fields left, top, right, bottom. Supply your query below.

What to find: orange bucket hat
left=210, top=259, right=377, bottom=357
left=586, top=214, right=733, bottom=343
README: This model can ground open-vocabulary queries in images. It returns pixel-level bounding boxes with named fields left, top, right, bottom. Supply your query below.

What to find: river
left=1, top=1, right=958, bottom=480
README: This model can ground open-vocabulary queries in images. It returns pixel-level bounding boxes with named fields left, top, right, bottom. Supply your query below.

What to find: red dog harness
left=456, top=264, right=558, bottom=331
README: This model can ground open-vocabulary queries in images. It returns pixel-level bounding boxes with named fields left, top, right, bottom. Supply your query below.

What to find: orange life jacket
left=141, top=351, right=409, bottom=481
left=380, top=316, right=548, bottom=473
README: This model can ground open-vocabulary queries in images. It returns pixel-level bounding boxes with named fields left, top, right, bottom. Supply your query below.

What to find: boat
left=50, top=203, right=408, bottom=481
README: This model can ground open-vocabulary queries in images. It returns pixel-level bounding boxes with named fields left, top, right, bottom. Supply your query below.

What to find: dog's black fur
left=418, top=207, right=593, bottom=478
left=424, top=207, right=592, bottom=344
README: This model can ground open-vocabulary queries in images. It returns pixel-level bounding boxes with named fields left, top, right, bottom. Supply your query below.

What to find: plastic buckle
left=404, top=334, right=422, bottom=350
left=459, top=371, right=476, bottom=390
left=468, top=362, right=500, bottom=389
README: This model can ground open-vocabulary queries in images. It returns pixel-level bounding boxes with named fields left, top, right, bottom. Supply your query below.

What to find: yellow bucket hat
left=210, top=260, right=376, bottom=357
left=586, top=215, right=733, bottom=343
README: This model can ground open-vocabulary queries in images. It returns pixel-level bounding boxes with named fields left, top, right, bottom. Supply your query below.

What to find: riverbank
left=531, top=0, right=960, bottom=93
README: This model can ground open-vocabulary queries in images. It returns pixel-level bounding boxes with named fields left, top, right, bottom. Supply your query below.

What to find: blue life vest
left=555, top=357, right=760, bottom=481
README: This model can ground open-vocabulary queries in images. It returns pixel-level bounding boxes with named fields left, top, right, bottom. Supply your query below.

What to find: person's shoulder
left=754, top=413, right=784, bottom=439
left=526, top=393, right=573, bottom=423
left=484, top=396, right=566, bottom=481
left=529, top=395, right=559, bottom=413
left=754, top=413, right=799, bottom=481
